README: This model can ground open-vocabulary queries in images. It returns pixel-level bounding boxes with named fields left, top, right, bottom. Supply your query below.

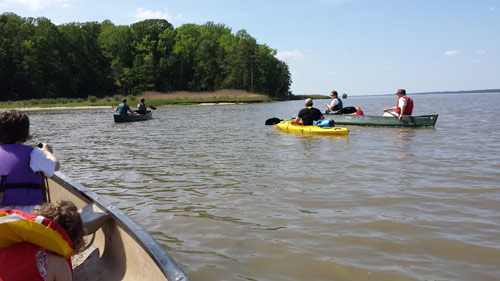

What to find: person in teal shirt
left=113, top=98, right=136, bottom=116
left=136, top=98, right=149, bottom=115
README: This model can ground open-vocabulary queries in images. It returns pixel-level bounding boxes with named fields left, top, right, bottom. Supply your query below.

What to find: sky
left=1, top=0, right=499, bottom=96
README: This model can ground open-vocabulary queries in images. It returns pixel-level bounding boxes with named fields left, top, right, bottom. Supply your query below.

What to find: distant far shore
left=351, top=88, right=500, bottom=97
left=293, top=89, right=500, bottom=99
left=410, top=89, right=500, bottom=95
left=0, top=89, right=274, bottom=110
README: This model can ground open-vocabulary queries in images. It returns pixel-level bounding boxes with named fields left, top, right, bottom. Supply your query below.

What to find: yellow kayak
left=274, top=120, right=349, bottom=135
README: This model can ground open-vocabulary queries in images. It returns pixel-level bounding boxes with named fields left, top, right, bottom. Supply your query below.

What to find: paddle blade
left=150, top=106, right=157, bottom=110
left=265, top=118, right=282, bottom=125
left=339, top=106, right=357, bottom=114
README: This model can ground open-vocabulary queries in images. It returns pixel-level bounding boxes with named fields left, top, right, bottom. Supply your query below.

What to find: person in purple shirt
left=0, top=110, right=60, bottom=212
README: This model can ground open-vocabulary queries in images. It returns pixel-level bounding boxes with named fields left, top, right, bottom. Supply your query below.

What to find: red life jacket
left=0, top=209, right=73, bottom=281
left=355, top=110, right=364, bottom=115
left=0, top=242, right=45, bottom=281
left=395, top=96, right=413, bottom=115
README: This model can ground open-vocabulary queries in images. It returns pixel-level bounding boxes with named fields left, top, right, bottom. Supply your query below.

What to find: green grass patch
left=0, top=96, right=272, bottom=109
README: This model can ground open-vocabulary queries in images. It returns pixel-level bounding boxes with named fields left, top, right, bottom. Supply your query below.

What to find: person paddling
left=296, top=98, right=325, bottom=125
left=113, top=98, right=137, bottom=117
left=325, top=91, right=343, bottom=113
left=136, top=98, right=149, bottom=115
left=383, top=89, right=414, bottom=120
left=0, top=110, right=60, bottom=213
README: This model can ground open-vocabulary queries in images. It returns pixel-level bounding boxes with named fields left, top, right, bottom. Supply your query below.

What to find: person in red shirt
left=353, top=107, right=364, bottom=115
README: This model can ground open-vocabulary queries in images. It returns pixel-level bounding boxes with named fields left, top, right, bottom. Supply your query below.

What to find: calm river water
left=27, top=92, right=500, bottom=281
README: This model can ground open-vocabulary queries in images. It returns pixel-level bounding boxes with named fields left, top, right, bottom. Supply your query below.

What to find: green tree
left=58, top=21, right=114, bottom=98
left=130, top=19, right=174, bottom=94
left=99, top=22, right=134, bottom=94
left=0, top=13, right=292, bottom=101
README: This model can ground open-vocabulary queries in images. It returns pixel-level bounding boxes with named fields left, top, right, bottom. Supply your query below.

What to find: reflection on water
left=27, top=92, right=500, bottom=281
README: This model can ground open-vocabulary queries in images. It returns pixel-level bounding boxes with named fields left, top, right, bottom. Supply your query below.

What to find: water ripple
left=26, top=93, right=500, bottom=281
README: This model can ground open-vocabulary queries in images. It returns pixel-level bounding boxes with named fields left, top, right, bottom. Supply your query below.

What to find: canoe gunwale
left=51, top=172, right=189, bottom=281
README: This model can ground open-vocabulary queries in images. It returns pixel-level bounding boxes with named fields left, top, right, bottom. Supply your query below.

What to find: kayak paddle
left=339, top=106, right=357, bottom=114
left=149, top=106, right=157, bottom=110
left=265, top=118, right=283, bottom=125
left=325, top=106, right=356, bottom=115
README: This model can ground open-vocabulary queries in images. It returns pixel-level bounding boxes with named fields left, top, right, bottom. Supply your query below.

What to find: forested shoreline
left=0, top=13, right=292, bottom=102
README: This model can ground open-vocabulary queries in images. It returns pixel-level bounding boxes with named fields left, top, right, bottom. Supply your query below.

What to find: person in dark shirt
left=296, top=98, right=325, bottom=125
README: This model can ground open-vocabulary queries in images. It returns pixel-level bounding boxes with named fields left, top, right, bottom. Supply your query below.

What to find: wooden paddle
left=386, top=111, right=411, bottom=125
left=265, top=117, right=283, bottom=125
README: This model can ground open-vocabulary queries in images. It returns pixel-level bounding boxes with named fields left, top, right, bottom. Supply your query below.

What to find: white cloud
left=276, top=49, right=303, bottom=61
left=135, top=8, right=171, bottom=20
left=473, top=59, right=480, bottom=63
left=444, top=50, right=460, bottom=56
left=477, top=50, right=486, bottom=55
left=0, top=0, right=70, bottom=10
left=490, top=7, right=495, bottom=11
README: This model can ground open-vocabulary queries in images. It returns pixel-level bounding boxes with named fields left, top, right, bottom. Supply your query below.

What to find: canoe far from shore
left=323, top=114, right=439, bottom=127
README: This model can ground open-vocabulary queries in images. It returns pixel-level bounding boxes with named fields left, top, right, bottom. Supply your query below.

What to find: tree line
left=0, top=13, right=292, bottom=101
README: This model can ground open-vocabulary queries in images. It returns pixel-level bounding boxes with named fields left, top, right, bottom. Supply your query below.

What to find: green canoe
left=322, top=114, right=438, bottom=127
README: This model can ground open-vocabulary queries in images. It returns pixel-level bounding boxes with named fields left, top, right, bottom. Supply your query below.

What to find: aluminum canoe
left=44, top=173, right=189, bottom=281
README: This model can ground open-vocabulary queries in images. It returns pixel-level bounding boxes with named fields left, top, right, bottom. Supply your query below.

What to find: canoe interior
left=114, top=111, right=153, bottom=123
left=44, top=173, right=189, bottom=281
left=323, top=114, right=438, bottom=127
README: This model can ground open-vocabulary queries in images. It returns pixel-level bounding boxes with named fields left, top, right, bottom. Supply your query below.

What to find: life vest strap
left=0, top=175, right=41, bottom=190
left=0, top=175, right=41, bottom=202
left=2, top=183, right=42, bottom=189
left=0, top=176, right=4, bottom=202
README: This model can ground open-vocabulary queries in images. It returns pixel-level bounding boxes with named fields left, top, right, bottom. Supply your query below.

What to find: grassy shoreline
left=0, top=90, right=274, bottom=110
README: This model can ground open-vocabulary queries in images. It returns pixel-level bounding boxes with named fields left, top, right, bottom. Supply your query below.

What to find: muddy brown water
left=27, top=92, right=500, bottom=281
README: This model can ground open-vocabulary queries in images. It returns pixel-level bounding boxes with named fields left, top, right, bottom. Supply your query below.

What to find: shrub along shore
left=0, top=90, right=273, bottom=110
